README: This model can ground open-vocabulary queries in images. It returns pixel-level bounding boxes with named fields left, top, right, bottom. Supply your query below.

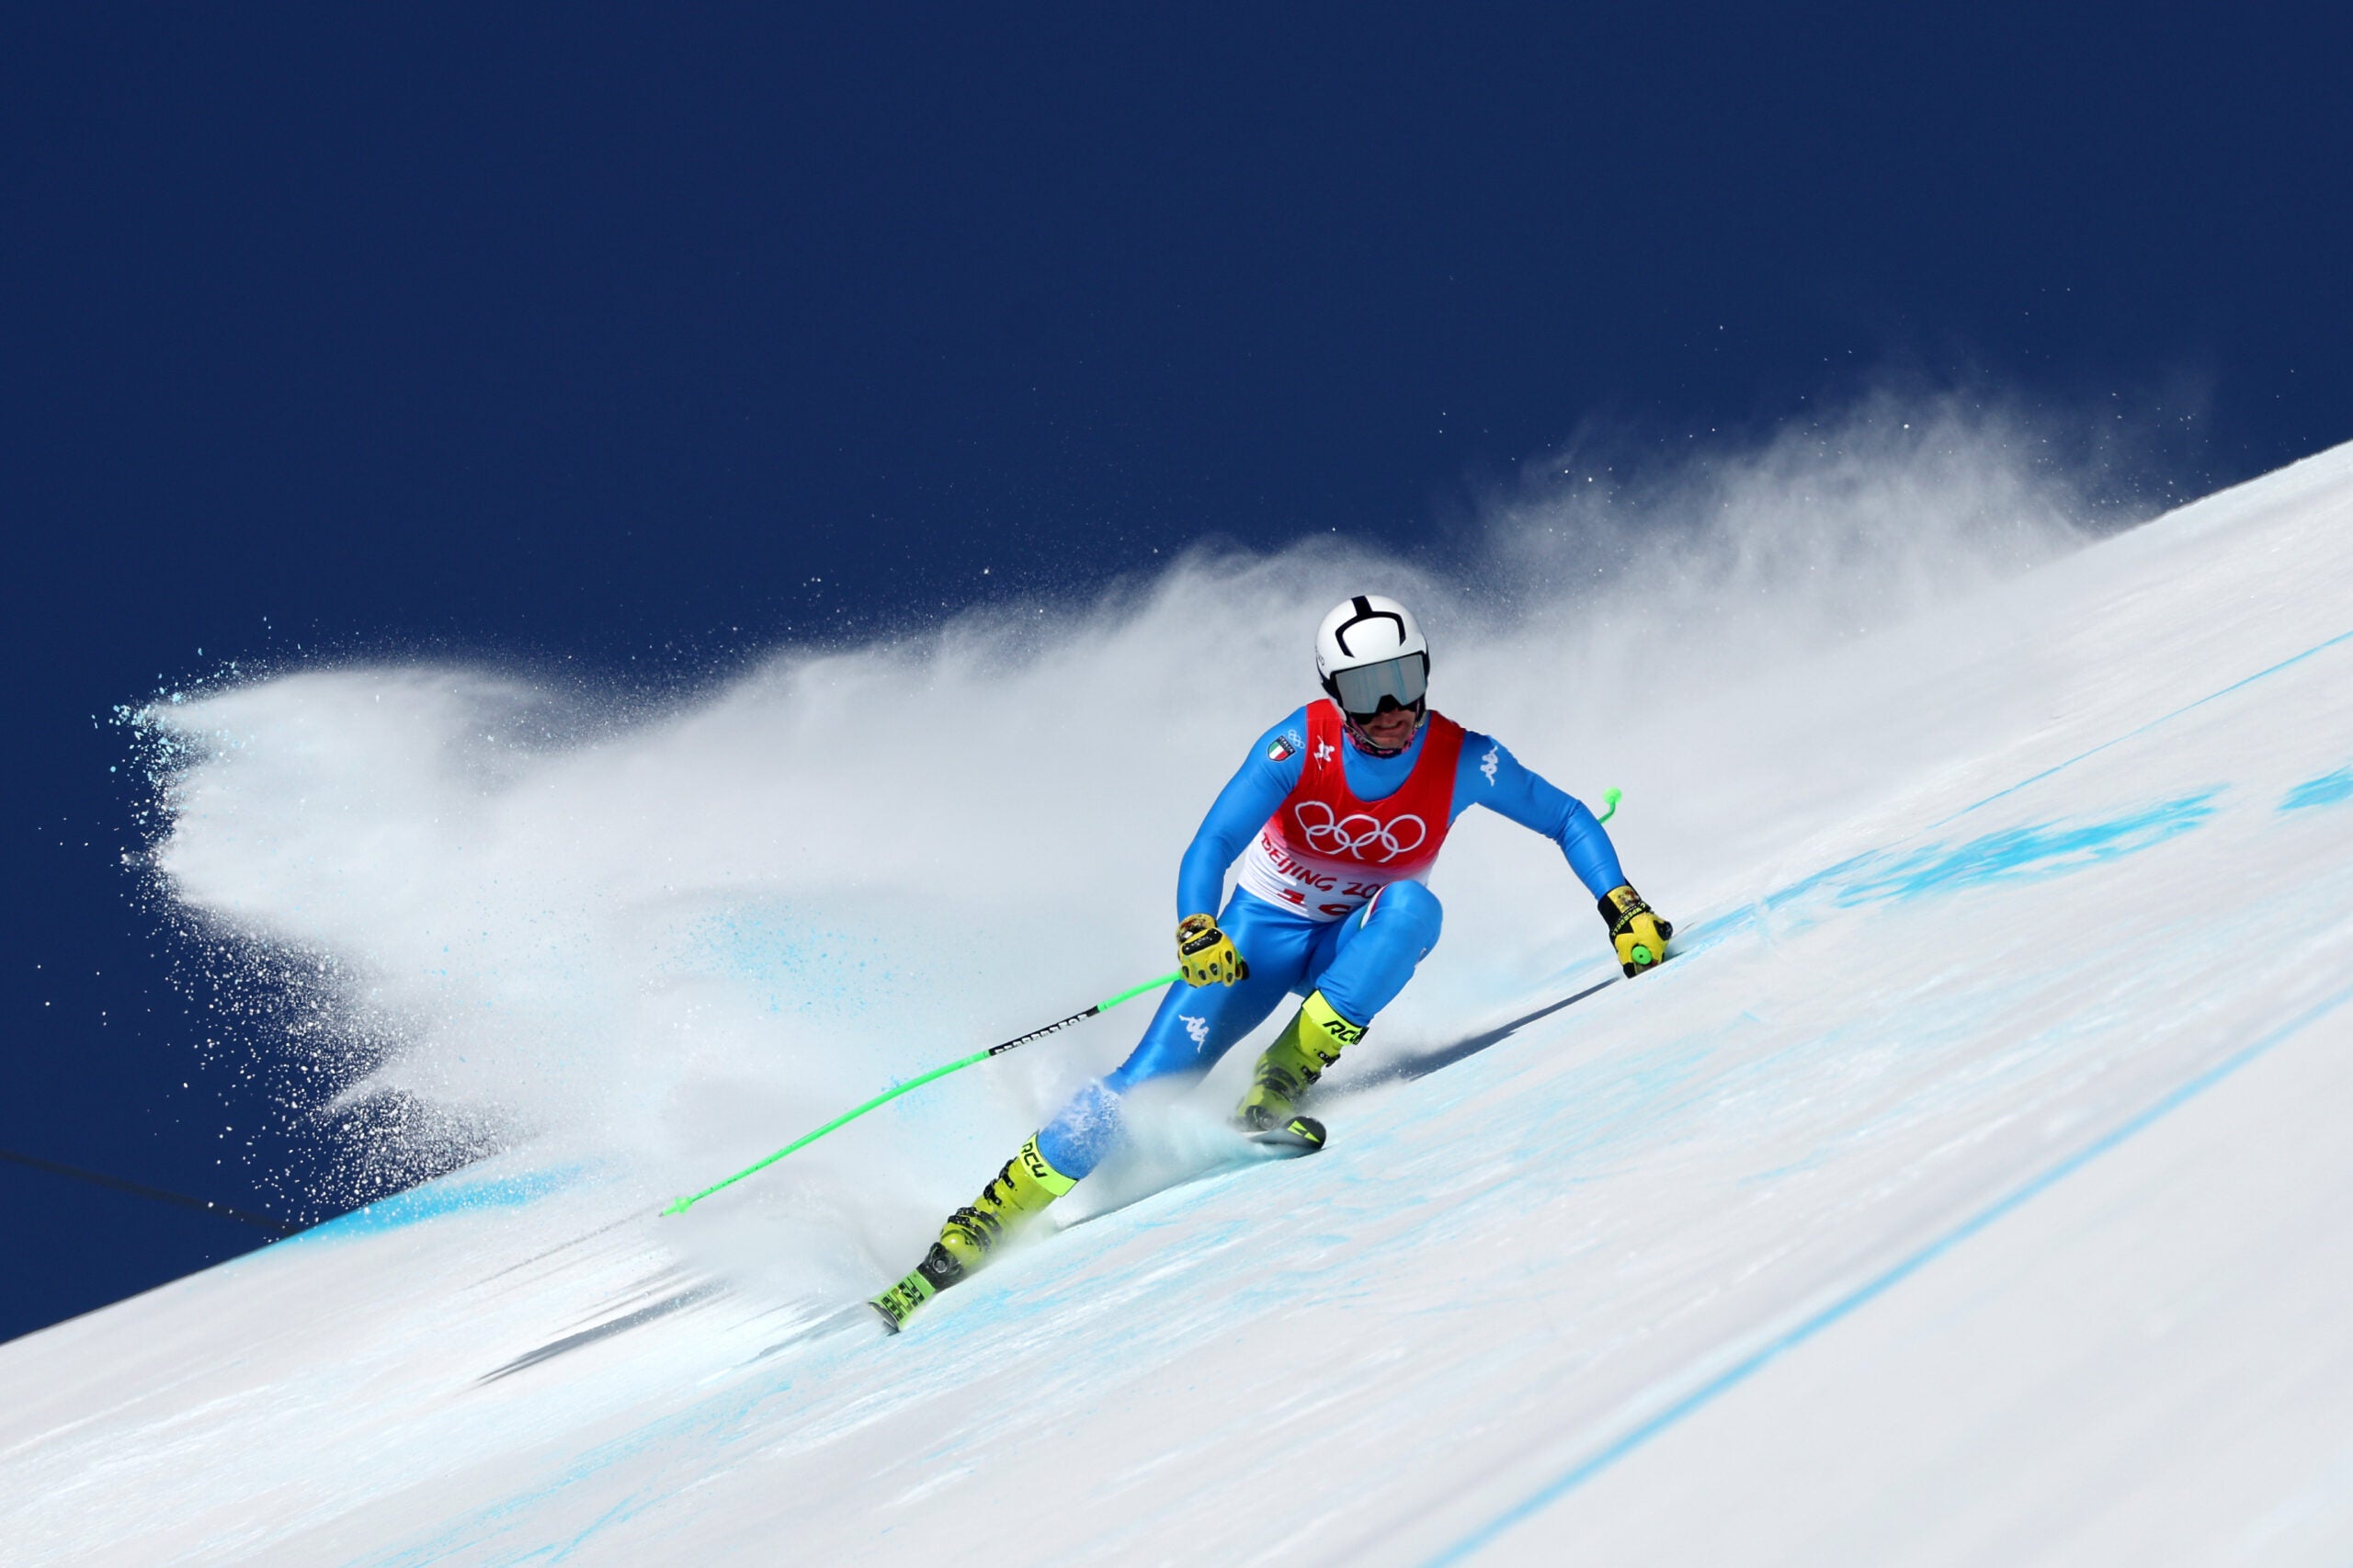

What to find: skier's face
left=1354, top=704, right=1419, bottom=752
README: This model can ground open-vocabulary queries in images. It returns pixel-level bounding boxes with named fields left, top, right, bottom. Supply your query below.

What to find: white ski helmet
left=1315, top=595, right=1429, bottom=719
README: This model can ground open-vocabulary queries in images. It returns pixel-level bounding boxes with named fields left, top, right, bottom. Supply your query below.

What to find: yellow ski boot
left=870, top=1134, right=1077, bottom=1333
left=1233, top=989, right=1364, bottom=1153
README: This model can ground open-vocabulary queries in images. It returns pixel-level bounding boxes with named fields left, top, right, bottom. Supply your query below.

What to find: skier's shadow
left=1062, top=975, right=1625, bottom=1230
left=477, top=1275, right=725, bottom=1384
left=1348, top=975, right=1619, bottom=1091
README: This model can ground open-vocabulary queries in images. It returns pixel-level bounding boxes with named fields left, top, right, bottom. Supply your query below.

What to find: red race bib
left=1235, top=700, right=1464, bottom=921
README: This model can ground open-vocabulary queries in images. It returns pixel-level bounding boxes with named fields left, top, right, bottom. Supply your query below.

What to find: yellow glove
left=1176, top=913, right=1250, bottom=986
left=1598, top=885, right=1673, bottom=977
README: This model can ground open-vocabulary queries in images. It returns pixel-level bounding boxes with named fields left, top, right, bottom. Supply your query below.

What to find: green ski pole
left=661, top=970, right=1180, bottom=1216
left=1596, top=786, right=1623, bottom=824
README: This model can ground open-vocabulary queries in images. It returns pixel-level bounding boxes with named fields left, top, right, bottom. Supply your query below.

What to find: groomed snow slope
left=6, top=441, right=2353, bottom=1565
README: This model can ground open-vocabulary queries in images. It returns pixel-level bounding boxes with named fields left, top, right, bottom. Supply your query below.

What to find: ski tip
left=868, top=1298, right=904, bottom=1335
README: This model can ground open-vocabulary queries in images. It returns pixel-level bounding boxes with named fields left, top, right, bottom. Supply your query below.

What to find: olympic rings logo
left=1292, top=801, right=1428, bottom=863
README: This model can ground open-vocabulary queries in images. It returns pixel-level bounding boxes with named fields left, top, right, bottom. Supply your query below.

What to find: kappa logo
left=1292, top=800, right=1428, bottom=863
left=1181, top=1014, right=1211, bottom=1045
left=1481, top=744, right=1499, bottom=787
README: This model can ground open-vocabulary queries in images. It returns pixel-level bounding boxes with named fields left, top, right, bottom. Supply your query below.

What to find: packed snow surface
left=6, top=434, right=2353, bottom=1564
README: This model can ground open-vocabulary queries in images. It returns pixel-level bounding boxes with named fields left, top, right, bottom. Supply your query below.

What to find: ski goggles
left=1329, top=653, right=1427, bottom=718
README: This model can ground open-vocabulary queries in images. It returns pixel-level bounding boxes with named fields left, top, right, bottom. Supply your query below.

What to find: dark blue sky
left=4, top=5, right=2347, bottom=1342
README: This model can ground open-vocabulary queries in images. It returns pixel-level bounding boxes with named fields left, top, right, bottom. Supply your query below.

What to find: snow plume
left=132, top=393, right=2111, bottom=1295
left=1483, top=389, right=2119, bottom=648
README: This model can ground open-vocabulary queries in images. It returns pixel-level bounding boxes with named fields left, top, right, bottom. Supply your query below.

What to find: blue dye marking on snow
left=2281, top=767, right=2353, bottom=812
left=1835, top=791, right=2219, bottom=904
left=1423, top=976, right=2353, bottom=1566
left=1935, top=624, right=2353, bottom=826
left=290, top=1165, right=586, bottom=1243
left=1741, top=795, right=2218, bottom=940
left=1756, top=851, right=1877, bottom=917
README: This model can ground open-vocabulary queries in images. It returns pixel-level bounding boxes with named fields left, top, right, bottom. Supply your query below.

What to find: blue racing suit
left=1033, top=706, right=1625, bottom=1178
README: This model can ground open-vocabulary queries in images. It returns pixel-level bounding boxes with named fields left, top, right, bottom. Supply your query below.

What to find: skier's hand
left=1176, top=914, right=1250, bottom=986
left=1598, top=885, right=1673, bottom=978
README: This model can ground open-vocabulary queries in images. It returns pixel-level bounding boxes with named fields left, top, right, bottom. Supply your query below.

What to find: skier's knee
left=1036, top=1079, right=1123, bottom=1181
left=1370, top=880, right=1442, bottom=949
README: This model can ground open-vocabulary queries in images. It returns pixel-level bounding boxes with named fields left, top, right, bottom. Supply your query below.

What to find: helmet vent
left=1331, top=596, right=1407, bottom=658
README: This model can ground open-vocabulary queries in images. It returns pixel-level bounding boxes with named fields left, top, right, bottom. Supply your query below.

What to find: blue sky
left=3, top=5, right=2347, bottom=1341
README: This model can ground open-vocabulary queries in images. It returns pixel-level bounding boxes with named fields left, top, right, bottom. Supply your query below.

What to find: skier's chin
left=1353, top=711, right=1418, bottom=752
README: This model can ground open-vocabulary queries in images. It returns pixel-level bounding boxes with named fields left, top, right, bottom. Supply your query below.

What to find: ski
left=1247, top=1113, right=1326, bottom=1153
left=870, top=1242, right=962, bottom=1334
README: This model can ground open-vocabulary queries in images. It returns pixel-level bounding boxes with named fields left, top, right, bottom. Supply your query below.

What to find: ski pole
left=1596, top=786, right=1623, bottom=824
left=661, top=971, right=1180, bottom=1216
left=0, top=1145, right=300, bottom=1238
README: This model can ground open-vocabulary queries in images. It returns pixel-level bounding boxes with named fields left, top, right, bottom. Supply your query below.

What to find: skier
left=871, top=595, right=1670, bottom=1330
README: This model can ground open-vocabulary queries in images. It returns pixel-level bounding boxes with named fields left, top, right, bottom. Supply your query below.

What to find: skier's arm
left=1457, top=736, right=1627, bottom=897
left=1176, top=711, right=1307, bottom=918
left=1463, top=736, right=1671, bottom=976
